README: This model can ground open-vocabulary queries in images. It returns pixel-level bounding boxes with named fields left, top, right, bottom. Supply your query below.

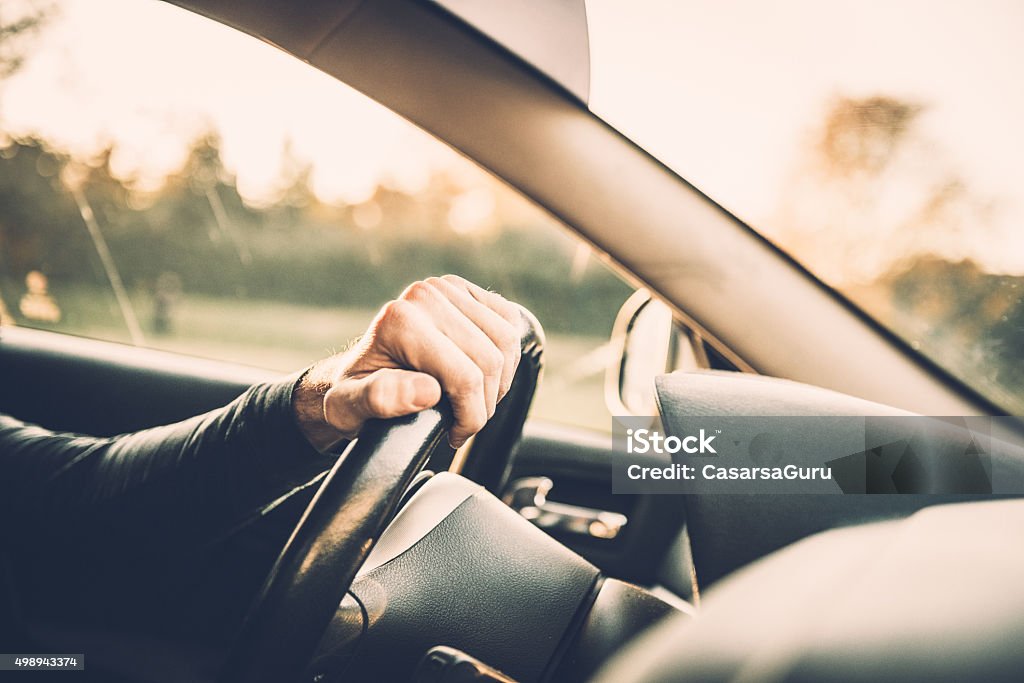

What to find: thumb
left=324, top=368, right=442, bottom=434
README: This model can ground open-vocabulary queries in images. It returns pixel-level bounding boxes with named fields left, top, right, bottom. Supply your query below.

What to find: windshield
left=586, top=0, right=1024, bottom=414
left=0, top=0, right=634, bottom=433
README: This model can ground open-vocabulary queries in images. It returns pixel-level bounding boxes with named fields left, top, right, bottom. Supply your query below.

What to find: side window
left=0, top=0, right=633, bottom=432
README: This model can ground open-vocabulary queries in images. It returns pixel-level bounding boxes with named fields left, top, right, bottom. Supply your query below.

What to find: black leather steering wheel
left=219, top=307, right=544, bottom=683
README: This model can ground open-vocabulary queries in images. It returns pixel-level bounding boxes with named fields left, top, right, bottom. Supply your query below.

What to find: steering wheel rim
left=219, top=307, right=543, bottom=683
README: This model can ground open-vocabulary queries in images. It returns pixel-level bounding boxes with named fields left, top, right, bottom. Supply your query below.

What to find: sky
left=586, top=0, right=1024, bottom=278
left=0, top=0, right=474, bottom=204
left=2, top=0, right=1022, bottom=280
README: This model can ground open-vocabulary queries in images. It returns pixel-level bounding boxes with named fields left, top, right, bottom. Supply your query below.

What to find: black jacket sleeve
left=0, top=375, right=336, bottom=550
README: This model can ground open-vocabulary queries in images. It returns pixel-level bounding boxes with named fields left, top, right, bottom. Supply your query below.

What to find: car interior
left=1, top=1, right=1023, bottom=681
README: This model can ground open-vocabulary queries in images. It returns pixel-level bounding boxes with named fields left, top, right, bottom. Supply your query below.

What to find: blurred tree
left=0, top=131, right=628, bottom=336
left=815, top=96, right=921, bottom=178
left=774, top=95, right=1023, bottom=413
left=990, top=295, right=1024, bottom=391
left=0, top=1, right=55, bottom=320
left=775, top=95, right=994, bottom=285
left=0, top=0, right=52, bottom=79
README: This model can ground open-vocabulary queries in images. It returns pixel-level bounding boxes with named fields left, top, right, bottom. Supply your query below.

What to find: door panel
left=0, top=326, right=273, bottom=436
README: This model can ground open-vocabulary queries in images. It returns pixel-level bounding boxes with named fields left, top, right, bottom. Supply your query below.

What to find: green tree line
left=0, top=134, right=632, bottom=337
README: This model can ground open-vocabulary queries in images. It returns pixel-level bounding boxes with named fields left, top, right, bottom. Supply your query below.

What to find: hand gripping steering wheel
left=219, top=306, right=543, bottom=682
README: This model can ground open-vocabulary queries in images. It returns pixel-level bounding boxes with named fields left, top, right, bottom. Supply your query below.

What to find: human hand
left=293, top=275, right=523, bottom=451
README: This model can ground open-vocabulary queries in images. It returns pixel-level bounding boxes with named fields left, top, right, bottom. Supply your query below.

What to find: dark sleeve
left=0, top=374, right=337, bottom=550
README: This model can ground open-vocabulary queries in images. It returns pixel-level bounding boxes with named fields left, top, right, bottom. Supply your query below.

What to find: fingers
left=372, top=297, right=495, bottom=448
left=432, top=275, right=522, bottom=399
left=323, top=368, right=442, bottom=436
left=403, top=280, right=504, bottom=419
left=440, top=274, right=522, bottom=333
left=320, top=276, right=523, bottom=449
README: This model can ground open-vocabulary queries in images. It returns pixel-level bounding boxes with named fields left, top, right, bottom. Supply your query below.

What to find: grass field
left=12, top=287, right=615, bottom=433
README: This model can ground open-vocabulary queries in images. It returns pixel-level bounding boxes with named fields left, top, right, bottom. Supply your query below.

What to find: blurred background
left=0, top=0, right=1022, bottom=430
left=587, top=0, right=1024, bottom=414
left=0, top=0, right=634, bottom=432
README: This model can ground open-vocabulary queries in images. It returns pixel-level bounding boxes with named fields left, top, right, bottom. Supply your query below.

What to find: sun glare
left=0, top=0, right=469, bottom=206
left=586, top=0, right=1024, bottom=281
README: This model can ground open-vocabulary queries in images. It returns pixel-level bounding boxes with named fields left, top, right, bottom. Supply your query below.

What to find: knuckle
left=379, top=298, right=410, bottom=326
left=401, top=280, right=434, bottom=303
left=441, top=274, right=469, bottom=293
left=482, top=347, right=504, bottom=376
left=500, top=301, right=520, bottom=325
left=500, top=325, right=520, bottom=353
left=364, top=378, right=392, bottom=415
left=450, top=366, right=484, bottom=395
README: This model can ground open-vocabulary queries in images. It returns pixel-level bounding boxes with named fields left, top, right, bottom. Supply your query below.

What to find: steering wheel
left=219, top=306, right=544, bottom=683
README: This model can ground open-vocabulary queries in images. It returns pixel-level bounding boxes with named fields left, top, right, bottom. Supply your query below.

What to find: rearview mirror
left=606, top=290, right=709, bottom=416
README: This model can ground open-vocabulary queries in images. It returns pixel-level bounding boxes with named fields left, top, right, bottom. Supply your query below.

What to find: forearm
left=1, top=376, right=336, bottom=550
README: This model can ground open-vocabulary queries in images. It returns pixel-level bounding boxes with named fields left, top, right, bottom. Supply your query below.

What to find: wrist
left=292, top=355, right=352, bottom=451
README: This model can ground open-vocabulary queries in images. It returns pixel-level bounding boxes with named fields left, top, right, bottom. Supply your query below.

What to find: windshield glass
left=0, top=0, right=634, bottom=433
left=587, top=0, right=1024, bottom=414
